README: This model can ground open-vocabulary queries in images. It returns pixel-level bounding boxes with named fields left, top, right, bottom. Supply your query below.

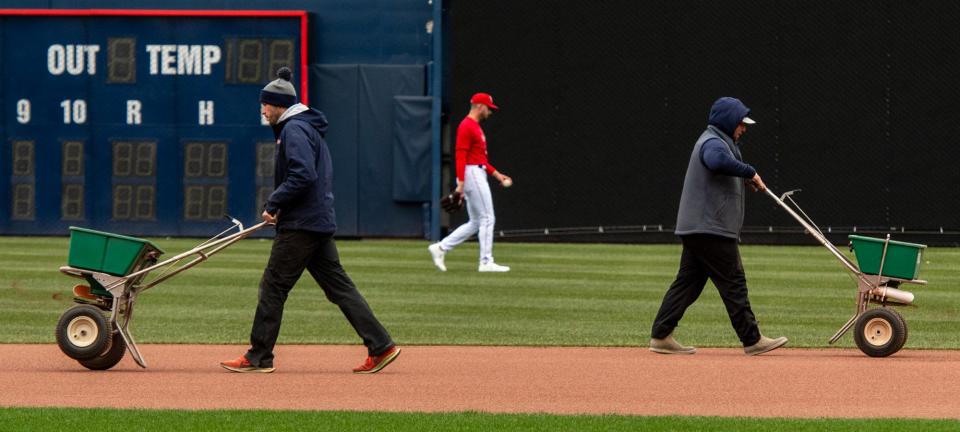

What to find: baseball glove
left=440, top=191, right=464, bottom=213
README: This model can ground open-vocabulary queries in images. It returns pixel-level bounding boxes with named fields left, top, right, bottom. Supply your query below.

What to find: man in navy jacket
left=650, top=97, right=788, bottom=356
left=221, top=68, right=400, bottom=374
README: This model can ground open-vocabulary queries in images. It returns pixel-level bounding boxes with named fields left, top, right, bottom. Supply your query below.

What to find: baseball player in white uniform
left=429, top=93, right=512, bottom=272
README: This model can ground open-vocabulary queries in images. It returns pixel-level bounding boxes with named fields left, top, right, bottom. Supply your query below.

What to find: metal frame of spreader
left=764, top=189, right=926, bottom=345
left=58, top=219, right=271, bottom=368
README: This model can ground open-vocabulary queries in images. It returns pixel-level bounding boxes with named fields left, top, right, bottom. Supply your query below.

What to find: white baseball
left=501, top=178, right=513, bottom=188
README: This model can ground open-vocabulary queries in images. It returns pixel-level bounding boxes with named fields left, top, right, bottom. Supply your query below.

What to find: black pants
left=245, top=229, right=394, bottom=367
left=650, top=234, right=761, bottom=347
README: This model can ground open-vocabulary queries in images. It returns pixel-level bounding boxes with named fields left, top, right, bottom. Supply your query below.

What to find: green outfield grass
left=2, top=236, right=958, bottom=430
left=0, top=236, right=958, bottom=348
left=1, top=408, right=958, bottom=432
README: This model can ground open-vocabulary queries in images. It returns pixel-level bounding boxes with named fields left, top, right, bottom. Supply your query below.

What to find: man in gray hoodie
left=650, top=97, right=788, bottom=356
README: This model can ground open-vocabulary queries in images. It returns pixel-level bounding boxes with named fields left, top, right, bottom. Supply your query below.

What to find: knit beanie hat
left=259, top=67, right=297, bottom=108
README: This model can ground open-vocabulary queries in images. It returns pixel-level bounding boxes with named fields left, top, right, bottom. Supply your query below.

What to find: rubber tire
left=55, top=305, right=113, bottom=361
left=890, top=308, right=909, bottom=354
left=854, top=307, right=907, bottom=357
left=78, top=332, right=126, bottom=371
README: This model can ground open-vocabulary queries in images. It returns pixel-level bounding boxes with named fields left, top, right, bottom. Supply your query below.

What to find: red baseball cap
left=470, top=92, right=499, bottom=110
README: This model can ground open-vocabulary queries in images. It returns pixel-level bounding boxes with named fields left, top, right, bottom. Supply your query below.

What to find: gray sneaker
left=744, top=335, right=788, bottom=356
left=649, top=334, right=696, bottom=354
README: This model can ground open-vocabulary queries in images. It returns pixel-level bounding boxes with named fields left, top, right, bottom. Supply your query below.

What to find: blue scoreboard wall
left=0, top=3, right=434, bottom=238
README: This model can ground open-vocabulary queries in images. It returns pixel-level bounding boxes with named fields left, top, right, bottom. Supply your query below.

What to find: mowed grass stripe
left=0, top=236, right=957, bottom=348
left=1, top=408, right=959, bottom=432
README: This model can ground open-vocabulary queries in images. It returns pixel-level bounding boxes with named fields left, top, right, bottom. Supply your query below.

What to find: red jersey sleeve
left=454, top=121, right=471, bottom=182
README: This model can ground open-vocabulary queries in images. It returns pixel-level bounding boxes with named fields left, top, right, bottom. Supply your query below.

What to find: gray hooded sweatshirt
left=674, top=97, right=756, bottom=239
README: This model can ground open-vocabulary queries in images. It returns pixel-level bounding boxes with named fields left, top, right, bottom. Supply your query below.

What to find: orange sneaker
left=220, top=355, right=275, bottom=373
left=352, top=345, right=401, bottom=374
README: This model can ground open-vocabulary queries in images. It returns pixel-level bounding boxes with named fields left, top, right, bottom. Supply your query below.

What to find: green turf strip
left=1, top=237, right=957, bottom=348
left=1, top=408, right=958, bottom=432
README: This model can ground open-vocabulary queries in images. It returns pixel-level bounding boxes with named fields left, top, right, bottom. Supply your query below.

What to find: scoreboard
left=0, top=9, right=308, bottom=236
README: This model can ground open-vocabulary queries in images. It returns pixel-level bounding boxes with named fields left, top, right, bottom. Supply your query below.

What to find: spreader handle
left=764, top=188, right=861, bottom=275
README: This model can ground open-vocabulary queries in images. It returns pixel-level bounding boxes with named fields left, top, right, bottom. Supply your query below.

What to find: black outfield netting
left=447, top=1, right=960, bottom=244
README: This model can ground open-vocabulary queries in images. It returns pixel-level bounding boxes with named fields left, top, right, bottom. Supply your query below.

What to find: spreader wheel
left=55, top=305, right=113, bottom=361
left=78, top=331, right=126, bottom=370
left=854, top=307, right=908, bottom=357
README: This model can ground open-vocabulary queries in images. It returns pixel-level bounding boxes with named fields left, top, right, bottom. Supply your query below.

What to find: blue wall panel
left=312, top=65, right=360, bottom=237
left=392, top=95, right=432, bottom=202
left=356, top=65, right=425, bottom=236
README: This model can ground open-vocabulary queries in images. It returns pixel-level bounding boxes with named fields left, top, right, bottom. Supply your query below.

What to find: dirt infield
left=2, top=344, right=959, bottom=418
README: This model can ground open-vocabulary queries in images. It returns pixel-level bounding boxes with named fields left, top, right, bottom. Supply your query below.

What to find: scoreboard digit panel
left=0, top=9, right=307, bottom=236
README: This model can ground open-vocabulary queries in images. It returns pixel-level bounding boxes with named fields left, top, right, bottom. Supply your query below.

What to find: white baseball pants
left=440, top=165, right=495, bottom=264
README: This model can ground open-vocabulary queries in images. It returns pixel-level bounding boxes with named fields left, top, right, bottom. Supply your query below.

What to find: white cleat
left=478, top=262, right=510, bottom=272
left=428, top=243, right=447, bottom=272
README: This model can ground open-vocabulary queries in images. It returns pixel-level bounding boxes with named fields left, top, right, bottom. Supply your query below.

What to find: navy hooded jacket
left=264, top=104, right=337, bottom=234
